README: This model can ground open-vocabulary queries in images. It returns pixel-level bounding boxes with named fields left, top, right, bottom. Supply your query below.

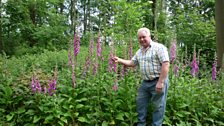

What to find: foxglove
left=170, top=41, right=177, bottom=63
left=112, top=83, right=118, bottom=92
left=191, top=53, right=199, bottom=77
left=74, top=33, right=80, bottom=57
left=212, top=60, right=217, bottom=81
left=48, top=79, right=57, bottom=96
left=96, top=34, right=102, bottom=57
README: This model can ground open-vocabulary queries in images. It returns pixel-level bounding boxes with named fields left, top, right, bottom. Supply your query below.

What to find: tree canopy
left=0, top=0, right=222, bottom=67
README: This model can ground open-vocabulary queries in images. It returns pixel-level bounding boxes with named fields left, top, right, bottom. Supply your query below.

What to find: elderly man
left=113, top=27, right=170, bottom=126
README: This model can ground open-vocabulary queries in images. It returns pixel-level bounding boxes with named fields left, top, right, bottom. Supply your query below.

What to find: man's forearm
left=158, top=61, right=170, bottom=83
left=118, top=58, right=135, bottom=67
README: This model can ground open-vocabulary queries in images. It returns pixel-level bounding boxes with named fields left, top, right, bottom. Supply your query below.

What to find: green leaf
left=124, top=112, right=130, bottom=118
left=116, top=113, right=124, bottom=121
left=176, top=113, right=184, bottom=118
left=63, top=112, right=72, bottom=117
left=58, top=120, right=64, bottom=126
left=204, top=117, right=214, bottom=123
left=69, top=105, right=74, bottom=109
left=102, top=121, right=109, bottom=126
left=110, top=120, right=115, bottom=125
left=0, top=108, right=5, bottom=113
left=17, top=107, right=26, bottom=114
left=78, top=117, right=88, bottom=123
left=6, top=113, right=14, bottom=121
left=45, top=115, right=54, bottom=122
left=38, top=106, right=44, bottom=111
left=25, top=109, right=35, bottom=115
left=76, top=104, right=84, bottom=109
left=2, top=85, right=13, bottom=99
left=76, top=98, right=88, bottom=102
left=74, top=112, right=79, bottom=117
left=33, top=116, right=41, bottom=123
left=60, top=117, right=68, bottom=124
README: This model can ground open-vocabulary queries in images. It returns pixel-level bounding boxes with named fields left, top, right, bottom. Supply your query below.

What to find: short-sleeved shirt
left=132, top=41, right=169, bottom=80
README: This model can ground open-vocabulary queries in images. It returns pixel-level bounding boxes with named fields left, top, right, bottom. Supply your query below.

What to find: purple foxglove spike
left=97, top=34, right=102, bottom=57
left=191, top=53, right=199, bottom=77
left=120, top=65, right=125, bottom=78
left=31, top=77, right=36, bottom=93
left=89, top=38, right=94, bottom=56
left=92, top=60, right=98, bottom=75
left=112, top=83, right=118, bottom=92
left=47, top=79, right=57, bottom=96
left=36, top=80, right=42, bottom=93
left=212, top=61, right=217, bottom=81
left=170, top=42, right=177, bottom=63
left=74, top=33, right=80, bottom=57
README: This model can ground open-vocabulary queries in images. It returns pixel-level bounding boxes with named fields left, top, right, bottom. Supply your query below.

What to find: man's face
left=138, top=31, right=150, bottom=49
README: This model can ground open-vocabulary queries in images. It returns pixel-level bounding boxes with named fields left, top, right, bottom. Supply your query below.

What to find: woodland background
left=0, top=0, right=223, bottom=66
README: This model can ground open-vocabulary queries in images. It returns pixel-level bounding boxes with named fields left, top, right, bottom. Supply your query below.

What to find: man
left=113, top=27, right=169, bottom=126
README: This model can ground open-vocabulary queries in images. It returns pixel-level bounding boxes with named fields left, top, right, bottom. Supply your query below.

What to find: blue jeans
left=137, top=78, right=169, bottom=126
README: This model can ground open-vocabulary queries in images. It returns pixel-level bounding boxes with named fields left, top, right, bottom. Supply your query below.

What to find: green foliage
left=1, top=44, right=224, bottom=125
left=111, top=0, right=143, bottom=38
left=2, top=0, right=69, bottom=55
left=168, top=0, right=216, bottom=65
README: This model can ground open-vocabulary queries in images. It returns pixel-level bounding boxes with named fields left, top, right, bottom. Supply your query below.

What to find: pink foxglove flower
left=120, top=65, right=125, bottom=78
left=82, top=56, right=91, bottom=76
left=92, top=59, right=98, bottom=75
left=31, top=76, right=36, bottom=93
left=48, top=79, right=57, bottom=96
left=170, top=41, right=177, bottom=63
left=112, top=83, right=118, bottom=92
left=191, top=52, right=199, bottom=77
left=212, top=60, right=217, bottom=81
left=36, top=79, right=42, bottom=93
left=74, top=33, right=80, bottom=57
left=31, top=76, right=42, bottom=93
left=96, top=34, right=102, bottom=57
left=108, top=50, right=114, bottom=72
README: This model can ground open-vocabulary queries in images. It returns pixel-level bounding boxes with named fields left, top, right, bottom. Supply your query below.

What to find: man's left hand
left=156, top=82, right=164, bottom=93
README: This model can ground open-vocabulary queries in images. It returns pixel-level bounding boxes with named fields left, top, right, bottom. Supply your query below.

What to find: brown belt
left=144, top=77, right=159, bottom=82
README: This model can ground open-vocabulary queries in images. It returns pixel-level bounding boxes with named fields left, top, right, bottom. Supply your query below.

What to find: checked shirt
left=132, top=41, right=169, bottom=81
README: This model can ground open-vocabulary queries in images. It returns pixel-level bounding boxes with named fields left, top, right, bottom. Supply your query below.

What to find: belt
left=144, top=77, right=159, bottom=82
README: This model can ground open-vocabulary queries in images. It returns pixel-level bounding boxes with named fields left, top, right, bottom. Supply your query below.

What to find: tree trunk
left=70, top=0, right=77, bottom=35
left=29, top=1, right=36, bottom=26
left=152, top=0, right=157, bottom=31
left=215, top=0, right=224, bottom=70
left=83, top=0, right=87, bottom=35
left=87, top=0, right=91, bottom=32
left=0, top=0, right=3, bottom=53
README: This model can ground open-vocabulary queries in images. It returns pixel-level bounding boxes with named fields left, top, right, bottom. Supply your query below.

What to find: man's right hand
left=112, top=56, right=120, bottom=63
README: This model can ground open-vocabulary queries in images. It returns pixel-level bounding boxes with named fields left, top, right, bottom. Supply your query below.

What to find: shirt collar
left=140, top=41, right=153, bottom=52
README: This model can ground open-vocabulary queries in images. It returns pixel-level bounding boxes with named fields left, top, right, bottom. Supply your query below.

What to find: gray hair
left=137, top=27, right=151, bottom=36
